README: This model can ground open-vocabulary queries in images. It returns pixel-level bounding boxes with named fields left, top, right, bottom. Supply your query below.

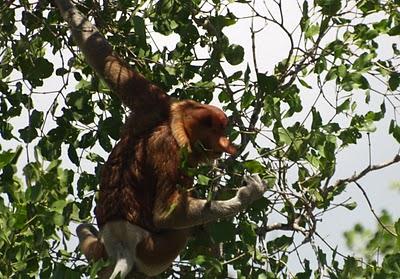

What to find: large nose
left=217, top=136, right=237, bottom=155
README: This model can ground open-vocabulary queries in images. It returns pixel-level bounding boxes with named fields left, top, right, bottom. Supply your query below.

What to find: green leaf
left=197, top=174, right=210, bottom=186
left=77, top=172, right=98, bottom=197
left=311, top=108, right=322, bottom=129
left=28, top=184, right=44, bottom=202
left=55, top=67, right=68, bottom=76
left=35, top=57, right=54, bottom=79
left=23, top=162, right=41, bottom=187
left=86, top=152, right=105, bottom=163
left=225, top=44, right=244, bottom=65
left=349, top=72, right=370, bottom=90
left=68, top=144, right=79, bottom=166
left=268, top=235, right=293, bottom=252
left=18, top=126, right=38, bottom=143
left=296, top=259, right=312, bottom=279
left=337, top=64, right=347, bottom=77
left=314, top=57, right=326, bottom=74
left=78, top=197, right=93, bottom=220
left=339, top=127, right=361, bottom=145
left=389, top=120, right=400, bottom=143
left=276, top=127, right=293, bottom=145
left=0, top=150, right=16, bottom=168
left=66, top=90, right=90, bottom=111
left=388, top=25, right=400, bottom=36
left=98, top=132, right=112, bottom=152
left=257, top=74, right=278, bottom=95
left=298, top=78, right=313, bottom=89
left=228, top=71, right=242, bottom=82
left=240, top=221, right=257, bottom=245
left=352, top=52, right=374, bottom=71
left=305, top=24, right=320, bottom=39
left=209, top=221, right=235, bottom=242
left=389, top=72, right=400, bottom=91
left=78, top=131, right=96, bottom=148
left=30, top=110, right=44, bottom=128
left=132, top=16, right=147, bottom=48
left=356, top=0, right=380, bottom=14
left=243, top=160, right=265, bottom=173
left=336, top=99, right=350, bottom=113
left=190, top=253, right=224, bottom=274
left=395, top=219, right=400, bottom=247
left=395, top=219, right=400, bottom=235
left=241, top=90, right=254, bottom=109
left=343, top=201, right=357, bottom=210
left=317, top=0, right=342, bottom=16
left=101, top=117, right=122, bottom=140
left=47, top=159, right=60, bottom=171
left=382, top=253, right=400, bottom=275
left=326, top=67, right=337, bottom=81
left=53, top=213, right=65, bottom=227
left=51, top=200, right=67, bottom=214
left=317, top=247, right=327, bottom=266
left=38, top=136, right=61, bottom=161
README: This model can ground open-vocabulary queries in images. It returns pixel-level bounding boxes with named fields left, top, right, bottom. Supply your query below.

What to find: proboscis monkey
left=54, top=1, right=268, bottom=278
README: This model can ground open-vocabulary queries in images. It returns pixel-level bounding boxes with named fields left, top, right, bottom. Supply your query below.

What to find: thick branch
left=54, top=0, right=169, bottom=113
left=256, top=219, right=308, bottom=236
left=329, top=154, right=400, bottom=191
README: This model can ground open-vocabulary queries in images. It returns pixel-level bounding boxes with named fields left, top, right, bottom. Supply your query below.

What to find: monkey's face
left=183, top=103, right=237, bottom=159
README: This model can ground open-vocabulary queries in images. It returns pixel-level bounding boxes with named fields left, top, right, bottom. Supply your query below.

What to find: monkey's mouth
left=197, top=141, right=235, bottom=159
left=208, top=151, right=223, bottom=159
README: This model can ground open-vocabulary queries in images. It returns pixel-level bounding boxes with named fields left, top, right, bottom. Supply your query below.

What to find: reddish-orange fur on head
left=172, top=100, right=237, bottom=160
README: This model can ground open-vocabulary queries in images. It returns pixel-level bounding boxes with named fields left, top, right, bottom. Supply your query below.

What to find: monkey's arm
left=154, top=175, right=267, bottom=229
left=54, top=0, right=170, bottom=112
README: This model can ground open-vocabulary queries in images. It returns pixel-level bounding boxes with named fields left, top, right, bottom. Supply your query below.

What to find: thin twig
left=354, top=181, right=397, bottom=237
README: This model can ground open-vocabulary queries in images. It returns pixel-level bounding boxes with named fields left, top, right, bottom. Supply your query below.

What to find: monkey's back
left=95, top=122, right=183, bottom=232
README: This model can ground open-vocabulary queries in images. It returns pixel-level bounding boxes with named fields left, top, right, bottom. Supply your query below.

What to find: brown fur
left=94, top=99, right=234, bottom=269
left=55, top=0, right=266, bottom=277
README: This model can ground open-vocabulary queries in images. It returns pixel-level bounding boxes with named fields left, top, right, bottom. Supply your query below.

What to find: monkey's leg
left=76, top=224, right=115, bottom=278
left=76, top=223, right=107, bottom=261
left=135, top=229, right=190, bottom=276
left=100, top=221, right=190, bottom=278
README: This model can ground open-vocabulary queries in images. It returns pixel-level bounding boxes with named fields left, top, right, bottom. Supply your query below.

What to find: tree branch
left=256, top=218, right=308, bottom=235
left=354, top=181, right=397, bottom=237
left=328, top=154, right=400, bottom=191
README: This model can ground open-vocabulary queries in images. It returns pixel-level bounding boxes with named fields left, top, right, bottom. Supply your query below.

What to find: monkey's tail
left=109, top=244, right=134, bottom=279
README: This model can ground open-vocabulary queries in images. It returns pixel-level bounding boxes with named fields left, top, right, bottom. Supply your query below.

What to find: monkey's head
left=171, top=100, right=237, bottom=161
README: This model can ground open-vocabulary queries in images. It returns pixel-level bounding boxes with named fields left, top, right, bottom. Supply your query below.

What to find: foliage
left=0, top=0, right=399, bottom=278
left=343, top=209, right=400, bottom=278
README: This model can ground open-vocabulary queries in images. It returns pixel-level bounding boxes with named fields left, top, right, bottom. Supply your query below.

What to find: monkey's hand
left=235, top=174, right=268, bottom=206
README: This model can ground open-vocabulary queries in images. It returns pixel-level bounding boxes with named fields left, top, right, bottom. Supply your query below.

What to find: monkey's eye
left=201, top=116, right=213, bottom=127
